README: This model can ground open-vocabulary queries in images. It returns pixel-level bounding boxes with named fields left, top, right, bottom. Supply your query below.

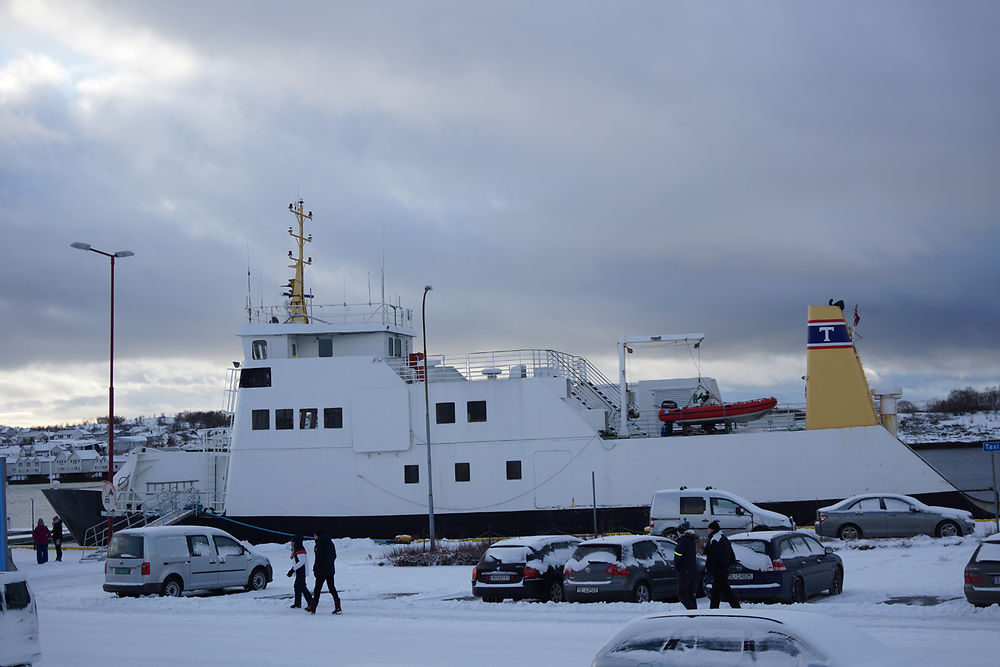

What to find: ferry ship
left=48, top=201, right=969, bottom=544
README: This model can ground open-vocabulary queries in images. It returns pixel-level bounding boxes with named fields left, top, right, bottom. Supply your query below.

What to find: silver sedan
left=815, top=493, right=975, bottom=540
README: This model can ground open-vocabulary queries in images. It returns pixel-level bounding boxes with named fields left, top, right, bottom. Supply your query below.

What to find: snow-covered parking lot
left=12, top=526, right=1000, bottom=666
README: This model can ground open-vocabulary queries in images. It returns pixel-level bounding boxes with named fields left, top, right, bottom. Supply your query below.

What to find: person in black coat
left=52, top=516, right=63, bottom=562
left=306, top=529, right=342, bottom=614
left=673, top=528, right=699, bottom=610
left=705, top=520, right=741, bottom=609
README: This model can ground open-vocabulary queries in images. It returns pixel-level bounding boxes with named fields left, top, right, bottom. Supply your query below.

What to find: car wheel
left=838, top=524, right=862, bottom=541
left=546, top=579, right=565, bottom=602
left=937, top=520, right=960, bottom=538
left=160, top=576, right=183, bottom=598
left=246, top=567, right=268, bottom=591
left=790, top=577, right=806, bottom=604
left=829, top=567, right=843, bottom=596
left=633, top=581, right=652, bottom=603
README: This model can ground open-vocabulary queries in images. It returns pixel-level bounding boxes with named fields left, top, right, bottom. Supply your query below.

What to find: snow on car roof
left=487, top=535, right=580, bottom=549
left=729, top=530, right=798, bottom=541
left=579, top=534, right=672, bottom=546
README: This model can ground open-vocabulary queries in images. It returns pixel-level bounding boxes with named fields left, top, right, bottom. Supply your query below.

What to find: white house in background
left=51, top=428, right=87, bottom=442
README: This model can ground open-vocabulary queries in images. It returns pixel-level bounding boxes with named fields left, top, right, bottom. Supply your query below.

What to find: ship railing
left=246, top=301, right=413, bottom=329
left=113, top=484, right=225, bottom=517
left=385, top=348, right=633, bottom=436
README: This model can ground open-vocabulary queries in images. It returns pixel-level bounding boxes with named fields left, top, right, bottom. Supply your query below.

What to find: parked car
left=964, top=532, right=1000, bottom=607
left=472, top=534, right=581, bottom=602
left=590, top=609, right=912, bottom=667
left=815, top=493, right=975, bottom=540
left=705, top=531, right=843, bottom=604
left=103, top=525, right=273, bottom=597
left=0, top=572, right=41, bottom=667
left=649, top=487, right=793, bottom=537
left=563, top=534, right=703, bottom=603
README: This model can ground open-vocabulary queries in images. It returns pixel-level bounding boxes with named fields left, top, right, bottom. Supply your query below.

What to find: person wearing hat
left=705, top=520, right=741, bottom=609
left=52, top=516, right=63, bottom=562
left=286, top=535, right=314, bottom=610
left=673, top=526, right=700, bottom=610
left=32, top=518, right=51, bottom=564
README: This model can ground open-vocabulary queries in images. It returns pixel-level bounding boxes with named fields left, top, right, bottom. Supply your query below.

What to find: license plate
left=577, top=586, right=599, bottom=593
left=115, top=567, right=130, bottom=575
left=490, top=574, right=511, bottom=582
left=729, top=572, right=753, bottom=580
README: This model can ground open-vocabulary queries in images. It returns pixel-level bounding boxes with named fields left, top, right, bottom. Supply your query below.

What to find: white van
left=0, top=572, right=41, bottom=667
left=103, top=525, right=272, bottom=597
left=649, top=487, right=793, bottom=536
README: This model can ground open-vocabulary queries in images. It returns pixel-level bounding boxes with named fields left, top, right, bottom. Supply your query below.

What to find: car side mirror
left=736, top=507, right=744, bottom=516
left=825, top=547, right=834, bottom=554
left=909, top=506, right=919, bottom=513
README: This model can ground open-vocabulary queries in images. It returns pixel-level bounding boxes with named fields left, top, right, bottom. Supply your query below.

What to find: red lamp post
left=71, top=242, right=133, bottom=545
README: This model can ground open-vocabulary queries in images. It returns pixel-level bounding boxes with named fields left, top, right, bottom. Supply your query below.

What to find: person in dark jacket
left=286, top=535, right=314, bottom=610
left=673, top=528, right=699, bottom=610
left=306, top=529, right=342, bottom=614
left=52, top=516, right=63, bottom=562
left=32, top=518, right=51, bottom=564
left=705, top=520, right=741, bottom=609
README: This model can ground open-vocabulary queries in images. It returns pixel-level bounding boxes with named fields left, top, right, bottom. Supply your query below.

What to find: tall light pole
left=421, top=285, right=436, bottom=549
left=71, top=242, right=134, bottom=545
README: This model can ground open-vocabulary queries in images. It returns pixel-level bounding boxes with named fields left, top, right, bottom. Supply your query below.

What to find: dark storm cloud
left=1, top=1, right=998, bottom=424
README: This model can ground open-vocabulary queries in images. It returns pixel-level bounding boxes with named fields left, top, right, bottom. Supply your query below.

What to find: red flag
left=853, top=305, right=860, bottom=327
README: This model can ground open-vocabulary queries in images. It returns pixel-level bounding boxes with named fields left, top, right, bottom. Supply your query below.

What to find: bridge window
left=404, top=464, right=419, bottom=484
left=455, top=462, right=470, bottom=482
left=318, top=338, right=333, bottom=357
left=275, top=409, right=293, bottom=430
left=251, top=340, right=268, bottom=360
left=467, top=400, right=487, bottom=423
left=251, top=410, right=269, bottom=430
left=436, top=402, right=456, bottom=424
left=238, top=367, right=271, bottom=388
left=300, top=408, right=318, bottom=429
left=506, top=460, right=521, bottom=480
left=324, top=407, right=343, bottom=429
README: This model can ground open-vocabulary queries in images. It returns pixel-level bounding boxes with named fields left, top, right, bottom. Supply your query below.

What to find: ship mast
left=286, top=199, right=313, bottom=324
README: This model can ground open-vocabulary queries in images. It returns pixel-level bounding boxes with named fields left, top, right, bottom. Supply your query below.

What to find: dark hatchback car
left=705, top=531, right=843, bottom=604
left=563, top=535, right=704, bottom=603
left=472, top=535, right=581, bottom=602
left=964, top=533, right=1000, bottom=607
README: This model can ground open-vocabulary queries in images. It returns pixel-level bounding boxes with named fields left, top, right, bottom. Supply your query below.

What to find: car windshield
left=481, top=545, right=530, bottom=564
left=976, top=543, right=1000, bottom=562
left=571, top=544, right=622, bottom=563
left=108, top=534, right=144, bottom=559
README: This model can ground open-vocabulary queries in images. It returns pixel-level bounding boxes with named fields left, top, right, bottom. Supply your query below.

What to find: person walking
left=32, top=518, right=51, bottom=564
left=52, top=516, right=64, bottom=562
left=705, top=520, right=741, bottom=609
left=286, top=535, right=314, bottom=610
left=306, top=529, right=341, bottom=614
left=673, top=526, right=699, bottom=610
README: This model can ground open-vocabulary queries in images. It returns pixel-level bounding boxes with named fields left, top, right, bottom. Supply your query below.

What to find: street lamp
left=421, top=285, right=436, bottom=549
left=71, top=242, right=134, bottom=545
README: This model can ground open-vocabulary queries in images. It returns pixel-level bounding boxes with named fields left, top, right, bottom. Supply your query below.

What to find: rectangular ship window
left=251, top=340, right=268, bottom=360
left=275, top=409, right=293, bottom=430
left=238, top=367, right=271, bottom=388
left=300, top=408, right=318, bottom=429
left=506, top=460, right=522, bottom=480
left=467, top=400, right=487, bottom=422
left=324, top=407, right=343, bottom=429
left=251, top=409, right=269, bottom=430
left=455, top=462, right=470, bottom=482
left=404, top=465, right=419, bottom=484
left=436, top=402, right=456, bottom=424
left=318, top=338, right=333, bottom=357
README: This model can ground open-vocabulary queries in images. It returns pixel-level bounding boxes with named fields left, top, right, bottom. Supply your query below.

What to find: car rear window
left=481, top=545, right=530, bottom=564
left=732, top=539, right=769, bottom=554
left=108, top=534, right=144, bottom=559
left=976, top=543, right=1000, bottom=562
left=572, top=544, right=622, bottom=563
left=2, top=580, right=31, bottom=610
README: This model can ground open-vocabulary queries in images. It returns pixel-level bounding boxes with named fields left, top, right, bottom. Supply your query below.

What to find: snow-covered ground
left=9, top=525, right=1000, bottom=666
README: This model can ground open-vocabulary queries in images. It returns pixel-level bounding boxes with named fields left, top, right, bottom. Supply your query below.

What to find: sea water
left=3, top=481, right=99, bottom=532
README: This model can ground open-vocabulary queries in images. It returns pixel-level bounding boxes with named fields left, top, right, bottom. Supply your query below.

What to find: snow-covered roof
left=487, top=535, right=581, bottom=549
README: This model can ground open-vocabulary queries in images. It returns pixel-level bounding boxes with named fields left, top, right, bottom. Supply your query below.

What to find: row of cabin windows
left=250, top=337, right=407, bottom=362
left=251, top=407, right=343, bottom=430
left=436, top=400, right=487, bottom=424
left=404, top=460, right=521, bottom=484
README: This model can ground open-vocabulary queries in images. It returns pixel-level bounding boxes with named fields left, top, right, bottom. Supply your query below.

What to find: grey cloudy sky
left=2, top=0, right=998, bottom=427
